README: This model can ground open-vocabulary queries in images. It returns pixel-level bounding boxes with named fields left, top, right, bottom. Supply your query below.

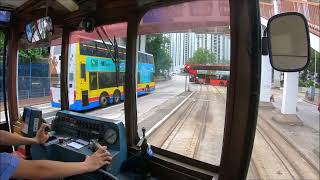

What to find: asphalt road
left=86, top=75, right=186, bottom=123
left=272, top=89, right=319, bottom=131
left=0, top=75, right=187, bottom=124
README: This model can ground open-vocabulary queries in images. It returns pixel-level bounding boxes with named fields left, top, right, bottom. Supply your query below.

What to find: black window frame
left=80, top=64, right=86, bottom=80
left=98, top=72, right=116, bottom=89
left=89, top=72, right=98, bottom=90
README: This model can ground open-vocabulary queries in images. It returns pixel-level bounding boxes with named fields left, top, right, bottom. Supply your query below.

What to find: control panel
left=31, top=110, right=127, bottom=178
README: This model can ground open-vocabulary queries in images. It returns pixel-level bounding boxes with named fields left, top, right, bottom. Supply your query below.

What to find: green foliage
left=146, top=34, right=172, bottom=74
left=187, top=48, right=217, bottom=65
left=0, top=31, right=4, bottom=50
left=299, top=79, right=315, bottom=87
left=0, top=31, right=49, bottom=64
left=299, top=49, right=320, bottom=86
left=19, top=48, right=49, bottom=64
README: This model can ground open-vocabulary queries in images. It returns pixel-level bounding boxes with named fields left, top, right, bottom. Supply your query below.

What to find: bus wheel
left=219, top=81, right=224, bottom=86
left=99, top=92, right=109, bottom=107
left=113, top=90, right=121, bottom=104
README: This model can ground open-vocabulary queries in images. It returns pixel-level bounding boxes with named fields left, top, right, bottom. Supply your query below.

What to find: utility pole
left=185, top=72, right=187, bottom=92
left=314, top=51, right=317, bottom=88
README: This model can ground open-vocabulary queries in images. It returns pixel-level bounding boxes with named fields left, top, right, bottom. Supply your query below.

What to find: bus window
left=98, top=72, right=116, bottom=88
left=120, top=47, right=126, bottom=60
left=81, top=64, right=86, bottom=80
left=80, top=41, right=97, bottom=57
left=136, top=0, right=230, bottom=167
left=89, top=72, right=98, bottom=90
left=141, top=53, right=146, bottom=63
left=137, top=52, right=141, bottom=63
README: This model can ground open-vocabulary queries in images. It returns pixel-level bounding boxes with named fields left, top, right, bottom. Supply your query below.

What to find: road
left=0, top=75, right=186, bottom=124
left=272, top=89, right=319, bottom=131
left=86, top=75, right=186, bottom=123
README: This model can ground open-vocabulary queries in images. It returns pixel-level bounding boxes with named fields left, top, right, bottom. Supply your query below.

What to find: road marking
left=145, top=91, right=195, bottom=138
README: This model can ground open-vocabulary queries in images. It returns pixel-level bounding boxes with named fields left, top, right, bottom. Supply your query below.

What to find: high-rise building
left=165, top=32, right=230, bottom=73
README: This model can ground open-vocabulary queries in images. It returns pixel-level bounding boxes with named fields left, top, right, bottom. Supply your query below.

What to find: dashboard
left=30, top=110, right=127, bottom=178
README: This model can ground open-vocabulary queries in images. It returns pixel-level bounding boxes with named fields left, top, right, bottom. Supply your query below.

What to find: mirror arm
left=261, top=29, right=269, bottom=55
left=263, top=28, right=267, bottom=37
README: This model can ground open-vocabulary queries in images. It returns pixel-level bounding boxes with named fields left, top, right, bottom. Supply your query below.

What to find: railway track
left=148, top=84, right=216, bottom=160
left=162, top=84, right=209, bottom=158
left=214, top=86, right=319, bottom=179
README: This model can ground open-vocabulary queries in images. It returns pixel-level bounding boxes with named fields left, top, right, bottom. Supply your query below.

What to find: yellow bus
left=50, top=38, right=155, bottom=111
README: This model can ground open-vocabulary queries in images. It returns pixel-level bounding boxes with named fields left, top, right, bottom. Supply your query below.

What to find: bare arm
left=0, top=130, right=37, bottom=145
left=12, top=146, right=112, bottom=179
left=12, top=159, right=88, bottom=179
left=0, top=124, right=49, bottom=146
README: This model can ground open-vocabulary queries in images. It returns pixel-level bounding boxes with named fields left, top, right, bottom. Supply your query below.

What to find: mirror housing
left=80, top=16, right=95, bottom=33
left=265, top=12, right=310, bottom=72
left=25, top=16, right=53, bottom=43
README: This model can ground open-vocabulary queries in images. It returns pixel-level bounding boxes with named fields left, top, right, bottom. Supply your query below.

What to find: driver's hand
left=34, top=123, right=50, bottom=144
left=83, top=146, right=112, bottom=172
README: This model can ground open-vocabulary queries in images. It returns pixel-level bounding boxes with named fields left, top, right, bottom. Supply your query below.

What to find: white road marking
left=145, top=91, right=195, bottom=138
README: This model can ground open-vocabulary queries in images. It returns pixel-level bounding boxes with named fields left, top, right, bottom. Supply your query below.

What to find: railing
left=18, top=89, right=50, bottom=99
left=0, top=76, right=59, bottom=102
left=278, top=0, right=320, bottom=36
left=260, top=2, right=274, bottom=19
left=260, top=0, right=320, bottom=36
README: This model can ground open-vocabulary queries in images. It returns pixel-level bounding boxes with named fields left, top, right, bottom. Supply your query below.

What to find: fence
left=260, top=2, right=274, bottom=19
left=0, top=76, right=59, bottom=102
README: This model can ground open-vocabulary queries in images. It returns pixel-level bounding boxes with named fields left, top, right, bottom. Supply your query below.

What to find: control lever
left=137, top=127, right=147, bottom=149
left=89, top=139, right=101, bottom=150
left=121, top=127, right=153, bottom=177
left=44, top=126, right=50, bottom=133
left=137, top=127, right=153, bottom=157
left=89, top=139, right=119, bottom=180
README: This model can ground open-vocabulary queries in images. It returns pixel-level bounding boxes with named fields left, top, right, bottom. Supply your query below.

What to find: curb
left=302, top=98, right=317, bottom=105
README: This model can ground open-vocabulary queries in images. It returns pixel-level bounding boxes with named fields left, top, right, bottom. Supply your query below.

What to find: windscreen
left=65, top=22, right=128, bottom=121
left=136, top=0, right=230, bottom=166
left=248, top=1, right=320, bottom=180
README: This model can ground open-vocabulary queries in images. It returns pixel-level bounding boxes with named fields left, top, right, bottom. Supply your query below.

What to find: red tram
left=185, top=64, right=230, bottom=86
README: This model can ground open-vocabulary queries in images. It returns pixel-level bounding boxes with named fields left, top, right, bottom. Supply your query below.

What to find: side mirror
left=25, top=16, right=53, bottom=43
left=266, top=12, right=310, bottom=72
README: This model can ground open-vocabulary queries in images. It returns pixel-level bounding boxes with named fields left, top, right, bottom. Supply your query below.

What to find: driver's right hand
left=83, top=146, right=112, bottom=172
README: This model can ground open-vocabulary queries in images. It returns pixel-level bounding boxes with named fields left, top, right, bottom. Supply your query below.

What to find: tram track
left=256, top=116, right=319, bottom=179
left=148, top=83, right=215, bottom=159
left=161, top=85, right=207, bottom=157
left=193, top=85, right=210, bottom=159
left=214, top=86, right=319, bottom=179
left=147, top=91, right=198, bottom=147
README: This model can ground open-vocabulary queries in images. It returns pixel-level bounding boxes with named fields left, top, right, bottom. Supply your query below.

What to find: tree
left=0, top=31, right=49, bottom=64
left=299, top=49, right=320, bottom=87
left=0, top=31, right=4, bottom=50
left=187, top=48, right=217, bottom=65
left=19, top=48, right=49, bottom=63
left=146, top=34, right=172, bottom=74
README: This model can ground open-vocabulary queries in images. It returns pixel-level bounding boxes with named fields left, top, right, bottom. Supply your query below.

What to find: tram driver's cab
left=0, top=1, right=311, bottom=180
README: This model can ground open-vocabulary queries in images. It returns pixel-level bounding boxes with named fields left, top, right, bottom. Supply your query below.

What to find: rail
left=260, top=0, right=320, bottom=36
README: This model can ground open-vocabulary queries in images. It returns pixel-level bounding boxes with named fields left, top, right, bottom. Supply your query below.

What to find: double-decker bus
left=50, top=38, right=155, bottom=111
left=186, top=64, right=229, bottom=86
